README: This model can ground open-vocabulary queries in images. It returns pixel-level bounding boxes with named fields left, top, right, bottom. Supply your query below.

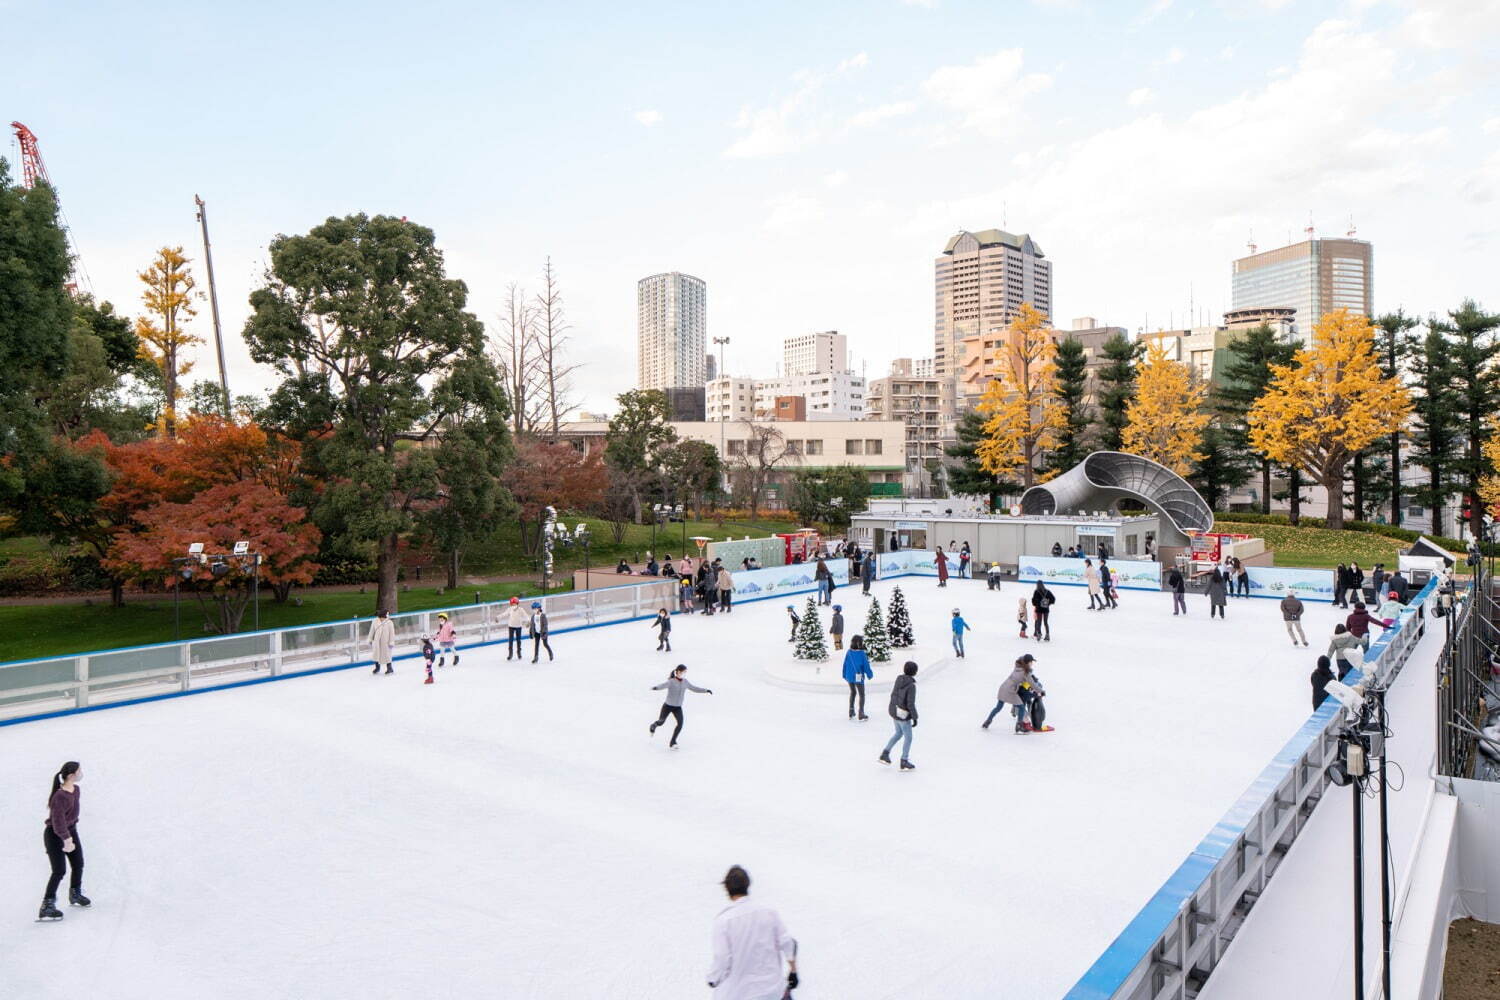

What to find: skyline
left=4, top=0, right=1496, bottom=413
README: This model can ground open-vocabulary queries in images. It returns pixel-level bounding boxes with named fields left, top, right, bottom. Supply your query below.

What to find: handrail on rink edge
left=1064, top=577, right=1438, bottom=1000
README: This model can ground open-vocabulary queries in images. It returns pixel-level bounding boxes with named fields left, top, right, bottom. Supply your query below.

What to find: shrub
left=1212, top=511, right=1497, bottom=556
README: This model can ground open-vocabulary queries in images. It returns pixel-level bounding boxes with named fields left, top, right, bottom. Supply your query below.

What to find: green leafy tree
left=603, top=389, right=677, bottom=523
left=1216, top=324, right=1296, bottom=514
left=862, top=596, right=891, bottom=662
left=1094, top=333, right=1144, bottom=451
left=793, top=596, right=828, bottom=661
left=1434, top=300, right=1500, bottom=538
left=242, top=213, right=498, bottom=614
left=945, top=409, right=1019, bottom=510
left=1372, top=311, right=1417, bottom=525
left=1048, top=335, right=1091, bottom=475
left=887, top=585, right=913, bottom=647
left=787, top=465, right=869, bottom=527
left=1190, top=422, right=1246, bottom=511
left=661, top=438, right=723, bottom=515
left=1405, top=323, right=1464, bottom=536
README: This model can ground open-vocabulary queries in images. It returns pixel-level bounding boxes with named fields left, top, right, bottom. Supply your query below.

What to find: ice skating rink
left=1, top=577, right=1341, bottom=999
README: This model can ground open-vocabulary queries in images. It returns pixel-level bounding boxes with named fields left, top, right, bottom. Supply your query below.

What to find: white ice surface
left=0, top=579, right=1340, bottom=999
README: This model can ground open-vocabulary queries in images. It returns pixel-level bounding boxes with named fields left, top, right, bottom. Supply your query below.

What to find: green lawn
left=1213, top=519, right=1429, bottom=569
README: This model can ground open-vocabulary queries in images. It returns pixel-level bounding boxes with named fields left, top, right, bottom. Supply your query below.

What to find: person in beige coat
left=367, top=609, right=396, bottom=675
left=505, top=596, right=527, bottom=660
left=1084, top=559, right=1104, bottom=611
left=716, top=566, right=734, bottom=613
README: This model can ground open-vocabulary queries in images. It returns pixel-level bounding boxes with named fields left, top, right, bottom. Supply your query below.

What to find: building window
left=785, top=440, right=802, bottom=455
left=727, top=440, right=745, bottom=456
left=804, top=440, right=823, bottom=456
left=845, top=439, right=864, bottom=455
left=865, top=439, right=883, bottom=455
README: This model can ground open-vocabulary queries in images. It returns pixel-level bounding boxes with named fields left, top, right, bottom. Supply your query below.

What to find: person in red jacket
left=39, top=761, right=89, bottom=921
left=1345, top=602, right=1374, bottom=651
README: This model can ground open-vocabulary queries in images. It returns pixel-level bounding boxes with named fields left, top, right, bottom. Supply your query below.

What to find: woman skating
left=529, top=601, right=553, bottom=662
left=39, top=761, right=89, bottom=921
left=842, top=634, right=873, bottom=720
left=1030, top=580, right=1055, bottom=641
left=505, top=596, right=526, bottom=660
left=1206, top=568, right=1228, bottom=619
left=1084, top=559, right=1103, bottom=610
left=935, top=547, right=949, bottom=587
left=649, top=664, right=712, bottom=749
left=367, top=608, right=396, bottom=675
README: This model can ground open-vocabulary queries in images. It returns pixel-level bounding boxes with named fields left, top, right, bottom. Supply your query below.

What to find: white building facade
left=706, top=376, right=756, bottom=422
left=783, top=331, right=848, bottom=376
left=753, top=372, right=866, bottom=420
left=637, top=272, right=707, bottom=390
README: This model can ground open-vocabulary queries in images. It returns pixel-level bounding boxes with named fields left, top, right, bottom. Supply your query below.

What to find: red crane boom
left=10, top=121, right=50, bottom=188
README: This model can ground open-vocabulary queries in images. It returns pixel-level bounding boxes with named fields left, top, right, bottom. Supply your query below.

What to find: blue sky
left=5, top=0, right=1497, bottom=411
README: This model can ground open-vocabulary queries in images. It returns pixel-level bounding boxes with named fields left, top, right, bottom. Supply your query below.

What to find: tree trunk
left=376, top=531, right=401, bottom=613
left=1470, top=430, right=1485, bottom=539
left=1289, top=468, right=1302, bottom=526
left=110, top=578, right=124, bottom=608
left=1390, top=431, right=1402, bottom=526
left=1351, top=452, right=1364, bottom=521
left=446, top=549, right=460, bottom=590
left=1431, top=466, right=1445, bottom=538
left=273, top=580, right=294, bottom=603
left=1260, top=460, right=1272, bottom=515
left=1324, top=471, right=1346, bottom=530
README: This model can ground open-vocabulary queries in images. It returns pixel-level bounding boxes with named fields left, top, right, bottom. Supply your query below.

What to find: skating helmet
left=952, top=608, right=960, bottom=614
left=530, top=602, right=541, bottom=609
left=509, top=596, right=519, bottom=604
left=437, top=612, right=448, bottom=620
left=833, top=604, right=842, bottom=612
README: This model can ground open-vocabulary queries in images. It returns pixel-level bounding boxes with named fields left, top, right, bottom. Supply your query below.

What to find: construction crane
left=9, top=120, right=92, bottom=295
left=195, top=195, right=231, bottom=415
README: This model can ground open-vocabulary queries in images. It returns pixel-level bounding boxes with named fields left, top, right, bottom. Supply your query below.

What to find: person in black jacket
left=1030, top=580, right=1055, bottom=641
left=862, top=551, right=876, bottom=595
left=1098, top=561, right=1118, bottom=609
left=652, top=608, right=672, bottom=652
left=879, top=662, right=919, bottom=771
left=1311, top=656, right=1335, bottom=710
left=1167, top=565, right=1187, bottom=615
left=1333, top=563, right=1350, bottom=608
left=1387, top=570, right=1410, bottom=603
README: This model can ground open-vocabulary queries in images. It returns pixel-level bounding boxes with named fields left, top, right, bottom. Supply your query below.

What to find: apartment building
left=637, top=272, right=707, bottom=390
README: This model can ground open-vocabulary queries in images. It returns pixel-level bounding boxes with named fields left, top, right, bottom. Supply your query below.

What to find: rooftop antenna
left=1247, top=228, right=1257, bottom=254
left=1346, top=215, right=1357, bottom=238
left=1305, top=211, right=1315, bottom=239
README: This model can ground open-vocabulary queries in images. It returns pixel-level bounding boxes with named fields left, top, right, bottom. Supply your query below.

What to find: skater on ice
left=1280, top=593, right=1308, bottom=647
left=653, top=607, right=672, bottom=652
left=1016, top=597, right=1029, bottom=638
left=785, top=604, right=800, bottom=642
left=1084, top=559, right=1103, bottom=610
left=958, top=542, right=971, bottom=579
left=814, top=557, right=832, bottom=605
left=1311, top=655, right=1336, bottom=710
left=717, top=564, right=734, bottom=613
left=367, top=608, right=396, bottom=675
left=1167, top=564, right=1187, bottom=616
left=679, top=573, right=695, bottom=612
left=1346, top=602, right=1374, bottom=650
left=935, top=546, right=949, bottom=587
left=506, top=596, right=526, bottom=660
left=649, top=664, right=711, bottom=748
left=434, top=612, right=458, bottom=667
left=1206, top=568, right=1228, bottom=619
left=987, top=561, right=1002, bottom=590
left=950, top=609, right=971, bottom=658
left=1326, top=625, right=1362, bottom=678
left=1098, top=560, right=1118, bottom=609
left=984, top=654, right=1040, bottom=733
left=842, top=633, right=873, bottom=720
left=529, top=602, right=552, bottom=662
left=706, top=865, right=799, bottom=1000
left=39, top=761, right=88, bottom=921
left=829, top=604, right=845, bottom=651
left=879, top=661, right=919, bottom=770
left=862, top=550, right=876, bottom=595
left=421, top=633, right=437, bottom=684
left=1031, top=580, right=1055, bottom=642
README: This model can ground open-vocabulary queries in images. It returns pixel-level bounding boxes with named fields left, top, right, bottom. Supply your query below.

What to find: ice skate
left=878, top=750, right=891, bottom=765
left=69, top=889, right=91, bottom=908
left=899, top=759, right=916, bottom=771
left=37, top=897, right=62, bottom=921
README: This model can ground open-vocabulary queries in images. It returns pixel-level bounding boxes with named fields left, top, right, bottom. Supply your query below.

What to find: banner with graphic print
left=1243, top=566, right=1335, bottom=602
left=1017, top=555, right=1162, bottom=591
left=731, top=558, right=849, bottom=602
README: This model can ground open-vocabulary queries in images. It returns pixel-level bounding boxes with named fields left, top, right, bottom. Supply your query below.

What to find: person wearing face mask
left=39, top=761, right=90, bottom=921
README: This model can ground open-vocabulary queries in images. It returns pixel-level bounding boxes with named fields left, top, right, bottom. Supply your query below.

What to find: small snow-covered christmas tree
left=794, top=597, right=828, bottom=661
left=888, top=585, right=914, bottom=648
left=862, top=597, right=892, bottom=662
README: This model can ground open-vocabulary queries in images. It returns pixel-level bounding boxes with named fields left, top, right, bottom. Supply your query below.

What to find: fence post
left=180, top=642, right=192, bottom=691
left=270, top=630, right=282, bottom=677
left=75, top=656, right=90, bottom=709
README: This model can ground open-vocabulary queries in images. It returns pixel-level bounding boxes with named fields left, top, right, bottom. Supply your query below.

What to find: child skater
left=648, top=664, right=712, bottom=749
left=786, top=604, right=801, bottom=642
left=434, top=612, right=458, bottom=667
left=679, top=573, right=694, bottom=613
left=829, top=604, right=845, bottom=651
left=421, top=634, right=437, bottom=684
left=1016, top=597, right=1029, bottom=639
left=652, top=607, right=672, bottom=652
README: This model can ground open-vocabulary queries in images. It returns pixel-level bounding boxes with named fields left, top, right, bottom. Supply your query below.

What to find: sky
left=5, top=0, right=1498, bottom=415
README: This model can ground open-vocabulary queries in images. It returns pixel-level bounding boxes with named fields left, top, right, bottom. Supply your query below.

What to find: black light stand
left=1331, top=720, right=1369, bottom=1000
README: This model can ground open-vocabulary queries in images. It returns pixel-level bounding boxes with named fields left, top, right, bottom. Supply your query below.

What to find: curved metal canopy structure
left=1019, top=451, right=1213, bottom=546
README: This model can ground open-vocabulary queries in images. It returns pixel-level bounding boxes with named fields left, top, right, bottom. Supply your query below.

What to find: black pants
left=848, top=682, right=866, bottom=717
left=1034, top=610, right=1050, bottom=639
left=1236, top=577, right=1250, bottom=597
left=1104, top=589, right=1117, bottom=609
left=507, top=627, right=522, bottom=658
left=44, top=826, right=82, bottom=899
left=719, top=589, right=731, bottom=611
left=862, top=576, right=871, bottom=594
left=531, top=634, right=552, bottom=661
left=656, top=630, right=671, bottom=651
left=654, top=703, right=684, bottom=745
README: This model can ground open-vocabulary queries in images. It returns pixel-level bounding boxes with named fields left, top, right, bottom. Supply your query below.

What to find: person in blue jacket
left=842, top=634, right=874, bottom=720
left=951, top=608, right=971, bottom=658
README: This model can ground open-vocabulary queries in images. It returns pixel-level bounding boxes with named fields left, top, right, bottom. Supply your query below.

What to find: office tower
left=934, top=229, right=1052, bottom=384
left=1230, top=237, right=1372, bottom=343
left=783, top=331, right=848, bottom=377
left=637, top=272, right=707, bottom=390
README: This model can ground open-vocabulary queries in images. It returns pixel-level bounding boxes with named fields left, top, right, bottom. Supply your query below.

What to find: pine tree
left=1405, top=323, right=1463, bottom=537
left=1048, top=335, right=1091, bottom=475
left=1094, top=333, right=1145, bottom=451
left=887, top=586, right=914, bottom=648
left=945, top=409, right=1019, bottom=509
left=1216, top=324, right=1295, bottom=513
left=793, top=597, right=828, bottom=661
left=1372, top=310, right=1417, bottom=525
left=862, top=597, right=892, bottom=662
left=1436, top=300, right=1500, bottom=538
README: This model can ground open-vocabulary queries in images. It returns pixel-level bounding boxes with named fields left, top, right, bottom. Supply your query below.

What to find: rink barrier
left=0, top=559, right=877, bottom=728
left=1064, top=577, right=1437, bottom=1000
left=1017, top=555, right=1161, bottom=591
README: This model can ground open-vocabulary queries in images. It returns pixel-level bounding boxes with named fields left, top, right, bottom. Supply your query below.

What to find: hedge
left=1211, top=511, right=1499, bottom=556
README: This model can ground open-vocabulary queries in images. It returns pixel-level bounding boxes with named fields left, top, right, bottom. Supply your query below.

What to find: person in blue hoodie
left=951, top=608, right=971, bottom=658
left=842, top=634, right=874, bottom=720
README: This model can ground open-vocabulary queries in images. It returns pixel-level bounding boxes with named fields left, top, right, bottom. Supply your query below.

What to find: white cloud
left=1128, top=87, right=1154, bottom=106
left=762, top=194, right=823, bottom=231
left=921, top=49, right=1052, bottom=135
left=1400, top=0, right=1500, bottom=48
left=1163, top=47, right=1184, bottom=65
left=634, top=109, right=662, bottom=127
left=1219, top=45, right=1235, bottom=60
left=824, top=170, right=850, bottom=189
left=900, top=0, right=938, bottom=7
left=1138, top=0, right=1173, bottom=23
left=838, top=52, right=869, bottom=72
left=1029, top=0, right=1078, bottom=7
left=722, top=73, right=824, bottom=159
left=1483, top=117, right=1500, bottom=135
left=846, top=100, right=918, bottom=129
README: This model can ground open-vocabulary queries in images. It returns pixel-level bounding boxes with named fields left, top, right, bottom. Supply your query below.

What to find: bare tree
left=534, top=257, right=582, bottom=440
left=730, top=422, right=799, bottom=517
left=492, top=283, right=548, bottom=437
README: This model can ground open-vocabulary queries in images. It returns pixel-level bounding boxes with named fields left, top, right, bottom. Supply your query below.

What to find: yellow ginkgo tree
left=1248, top=309, right=1411, bottom=529
left=977, top=303, right=1064, bottom=489
left=1122, top=341, right=1209, bottom=475
left=136, top=246, right=201, bottom=438
left=1478, top=433, right=1500, bottom=521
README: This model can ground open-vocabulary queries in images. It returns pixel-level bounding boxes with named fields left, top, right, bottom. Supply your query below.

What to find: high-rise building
left=704, top=352, right=718, bottom=381
left=637, top=272, right=707, bottom=390
left=934, top=229, right=1052, bottom=386
left=783, top=331, right=848, bottom=376
left=1230, top=237, right=1372, bottom=343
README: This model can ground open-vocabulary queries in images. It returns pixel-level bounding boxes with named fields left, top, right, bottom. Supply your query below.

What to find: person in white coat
left=367, top=609, right=396, bottom=675
left=1084, top=559, right=1103, bottom=610
left=707, top=866, right=798, bottom=1000
left=505, top=596, right=526, bottom=660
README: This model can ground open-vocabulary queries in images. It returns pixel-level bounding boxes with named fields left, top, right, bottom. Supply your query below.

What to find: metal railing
left=0, top=579, right=680, bottom=725
left=1436, top=582, right=1500, bottom=780
left=1065, top=577, right=1438, bottom=1000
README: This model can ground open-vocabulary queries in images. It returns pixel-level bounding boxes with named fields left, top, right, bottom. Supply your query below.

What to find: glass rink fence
left=0, top=558, right=871, bottom=726
left=1064, top=575, right=1440, bottom=1000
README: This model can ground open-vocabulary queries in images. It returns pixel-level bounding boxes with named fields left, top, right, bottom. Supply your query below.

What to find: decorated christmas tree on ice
left=793, top=596, right=828, bottom=661
left=888, top=585, right=914, bottom=648
left=862, top=597, right=892, bottom=662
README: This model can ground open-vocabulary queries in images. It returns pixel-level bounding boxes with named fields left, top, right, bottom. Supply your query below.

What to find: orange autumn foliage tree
left=977, top=303, right=1064, bottom=489
left=135, top=247, right=203, bottom=438
left=503, top=440, right=608, bottom=556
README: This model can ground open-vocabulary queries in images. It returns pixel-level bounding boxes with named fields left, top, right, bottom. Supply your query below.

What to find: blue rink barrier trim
left=1064, top=576, right=1434, bottom=998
